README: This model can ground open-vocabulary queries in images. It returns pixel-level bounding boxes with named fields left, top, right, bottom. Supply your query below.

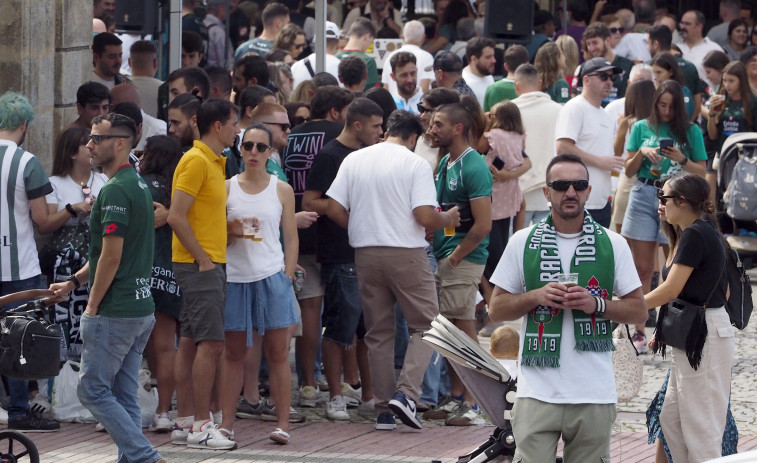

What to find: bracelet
left=593, top=296, right=606, bottom=316
left=65, top=203, right=77, bottom=218
left=67, top=274, right=81, bottom=289
left=679, top=156, right=689, bottom=167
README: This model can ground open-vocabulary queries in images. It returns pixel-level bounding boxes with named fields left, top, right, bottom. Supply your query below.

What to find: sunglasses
left=609, top=27, right=624, bottom=34
left=548, top=179, right=589, bottom=192
left=589, top=72, right=613, bottom=81
left=241, top=141, right=272, bottom=153
left=294, top=43, right=306, bottom=49
left=417, top=103, right=433, bottom=113
left=88, top=134, right=127, bottom=145
left=656, top=189, right=679, bottom=205
left=264, top=122, right=291, bottom=132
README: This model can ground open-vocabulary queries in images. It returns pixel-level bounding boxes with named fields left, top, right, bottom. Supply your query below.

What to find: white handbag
left=612, top=324, right=643, bottom=403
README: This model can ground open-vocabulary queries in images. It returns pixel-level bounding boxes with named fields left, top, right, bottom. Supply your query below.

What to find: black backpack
left=725, top=246, right=753, bottom=330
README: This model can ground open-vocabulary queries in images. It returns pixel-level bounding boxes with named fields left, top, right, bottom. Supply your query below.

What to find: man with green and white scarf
left=489, top=154, right=646, bottom=463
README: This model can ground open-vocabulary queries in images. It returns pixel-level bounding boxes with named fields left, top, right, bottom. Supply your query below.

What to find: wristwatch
left=679, top=157, right=689, bottom=167
left=67, top=274, right=81, bottom=289
left=65, top=203, right=77, bottom=218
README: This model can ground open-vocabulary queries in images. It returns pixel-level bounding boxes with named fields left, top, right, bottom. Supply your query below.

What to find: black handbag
left=0, top=301, right=64, bottom=380
left=655, top=262, right=724, bottom=370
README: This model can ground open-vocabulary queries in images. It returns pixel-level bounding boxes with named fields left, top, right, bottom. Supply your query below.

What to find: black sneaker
left=9, top=412, right=60, bottom=433
left=388, top=390, right=422, bottom=429
left=375, top=412, right=396, bottom=431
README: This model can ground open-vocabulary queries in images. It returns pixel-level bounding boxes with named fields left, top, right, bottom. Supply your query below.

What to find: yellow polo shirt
left=171, top=140, right=228, bottom=264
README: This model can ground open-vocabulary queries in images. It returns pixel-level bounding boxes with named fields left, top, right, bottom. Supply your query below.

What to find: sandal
left=269, top=427, right=290, bottom=445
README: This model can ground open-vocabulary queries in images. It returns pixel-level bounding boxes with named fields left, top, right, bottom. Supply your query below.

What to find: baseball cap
left=324, top=21, right=340, bottom=40
left=429, top=51, right=463, bottom=73
left=578, top=57, right=621, bottom=79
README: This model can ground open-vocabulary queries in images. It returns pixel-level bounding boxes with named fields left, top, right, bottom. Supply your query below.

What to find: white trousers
left=661, top=307, right=735, bottom=463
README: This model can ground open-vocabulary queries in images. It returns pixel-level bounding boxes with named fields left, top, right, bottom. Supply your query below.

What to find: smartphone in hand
left=492, top=157, right=505, bottom=169
left=659, top=138, right=673, bottom=153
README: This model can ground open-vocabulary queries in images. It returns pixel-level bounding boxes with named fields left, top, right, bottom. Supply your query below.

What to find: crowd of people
left=1, top=0, right=756, bottom=462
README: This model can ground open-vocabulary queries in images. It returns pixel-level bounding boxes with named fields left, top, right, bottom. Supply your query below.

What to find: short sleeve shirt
left=484, top=79, right=517, bottom=112
left=669, top=219, right=727, bottom=307
left=171, top=140, right=227, bottom=263
left=89, top=166, right=155, bottom=317
left=714, top=97, right=757, bottom=152
left=306, top=139, right=356, bottom=264
left=336, top=50, right=380, bottom=90
left=433, top=149, right=493, bottom=264
left=546, top=79, right=571, bottom=104
left=234, top=38, right=273, bottom=61
left=626, top=120, right=708, bottom=180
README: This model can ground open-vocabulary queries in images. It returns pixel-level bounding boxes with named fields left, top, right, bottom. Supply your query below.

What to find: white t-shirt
left=462, top=67, right=494, bottom=107
left=130, top=76, right=163, bottom=118
left=291, top=54, right=342, bottom=92
left=613, top=33, right=651, bottom=62
left=677, top=38, right=724, bottom=87
left=381, top=44, right=435, bottom=95
left=327, top=142, right=438, bottom=249
left=136, top=111, right=167, bottom=152
left=490, top=224, right=640, bottom=404
left=604, top=97, right=627, bottom=191
left=91, top=72, right=115, bottom=90
left=392, top=89, right=423, bottom=114
left=555, top=95, right=615, bottom=209
left=46, top=173, right=108, bottom=226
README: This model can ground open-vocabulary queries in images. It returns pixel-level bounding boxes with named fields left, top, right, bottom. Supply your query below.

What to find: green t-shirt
left=89, top=166, right=155, bottom=317
left=626, top=120, right=708, bottom=180
left=433, top=149, right=493, bottom=264
left=715, top=97, right=757, bottom=152
left=546, top=79, right=571, bottom=104
left=483, top=79, right=517, bottom=112
left=266, top=157, right=287, bottom=181
left=336, top=50, right=379, bottom=90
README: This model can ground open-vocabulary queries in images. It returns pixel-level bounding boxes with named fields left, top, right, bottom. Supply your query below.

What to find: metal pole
left=315, top=0, right=327, bottom=73
left=169, top=0, right=182, bottom=73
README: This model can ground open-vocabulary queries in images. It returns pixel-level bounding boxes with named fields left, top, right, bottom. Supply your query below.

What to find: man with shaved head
left=110, top=84, right=166, bottom=151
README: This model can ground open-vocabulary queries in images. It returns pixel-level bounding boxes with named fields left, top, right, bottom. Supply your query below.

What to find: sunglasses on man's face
left=241, top=141, right=272, bottom=153
left=548, top=180, right=589, bottom=192
left=417, top=103, right=433, bottom=114
left=609, top=27, right=624, bottom=34
left=589, top=72, right=613, bottom=81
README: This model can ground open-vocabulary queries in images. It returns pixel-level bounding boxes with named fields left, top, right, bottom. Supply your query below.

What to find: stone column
left=0, top=0, right=90, bottom=170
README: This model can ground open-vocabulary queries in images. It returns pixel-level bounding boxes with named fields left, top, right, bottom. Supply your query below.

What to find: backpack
left=726, top=153, right=757, bottom=221
left=725, top=246, right=753, bottom=330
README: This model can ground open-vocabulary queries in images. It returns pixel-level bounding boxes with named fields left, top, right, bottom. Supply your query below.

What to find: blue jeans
left=78, top=314, right=160, bottom=463
left=1, top=275, right=46, bottom=419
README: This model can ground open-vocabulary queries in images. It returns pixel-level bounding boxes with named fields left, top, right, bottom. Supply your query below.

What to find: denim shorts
left=224, top=270, right=299, bottom=345
left=321, top=263, right=365, bottom=346
left=174, top=262, right=227, bottom=342
left=621, top=180, right=669, bottom=244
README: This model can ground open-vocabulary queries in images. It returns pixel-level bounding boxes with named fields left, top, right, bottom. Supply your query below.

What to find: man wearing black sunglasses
left=487, top=154, right=646, bottom=463
left=555, top=57, right=625, bottom=227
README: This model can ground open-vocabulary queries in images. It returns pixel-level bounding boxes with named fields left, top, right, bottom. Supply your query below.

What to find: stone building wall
left=0, top=0, right=91, bottom=170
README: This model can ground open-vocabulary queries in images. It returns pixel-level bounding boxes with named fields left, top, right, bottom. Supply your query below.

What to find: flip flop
left=269, top=427, right=290, bottom=445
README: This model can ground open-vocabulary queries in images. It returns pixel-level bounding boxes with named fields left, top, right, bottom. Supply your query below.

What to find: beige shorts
left=297, top=254, right=325, bottom=300
left=435, top=256, right=484, bottom=320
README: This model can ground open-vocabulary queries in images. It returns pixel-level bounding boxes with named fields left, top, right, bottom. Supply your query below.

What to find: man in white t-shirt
left=326, top=110, right=459, bottom=432
left=381, top=20, right=435, bottom=94
left=488, top=154, right=645, bottom=463
left=677, top=10, right=725, bottom=85
left=387, top=52, right=422, bottom=113
left=291, top=21, right=342, bottom=90
left=461, top=37, right=496, bottom=107
left=555, top=57, right=625, bottom=227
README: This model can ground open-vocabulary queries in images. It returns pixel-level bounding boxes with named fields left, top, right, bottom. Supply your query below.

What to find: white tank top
left=226, top=174, right=284, bottom=283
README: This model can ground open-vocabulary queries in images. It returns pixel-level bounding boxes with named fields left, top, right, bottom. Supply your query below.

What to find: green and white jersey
left=433, top=148, right=493, bottom=265
left=89, top=165, right=155, bottom=317
left=0, top=141, right=52, bottom=281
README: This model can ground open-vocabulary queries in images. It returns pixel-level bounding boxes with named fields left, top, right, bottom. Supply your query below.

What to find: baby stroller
left=716, top=132, right=757, bottom=269
left=0, top=289, right=62, bottom=463
left=423, top=315, right=517, bottom=462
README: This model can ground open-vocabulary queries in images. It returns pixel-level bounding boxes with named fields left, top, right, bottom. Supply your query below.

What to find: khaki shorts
left=434, top=257, right=484, bottom=320
left=297, top=254, right=325, bottom=300
left=511, top=398, right=615, bottom=463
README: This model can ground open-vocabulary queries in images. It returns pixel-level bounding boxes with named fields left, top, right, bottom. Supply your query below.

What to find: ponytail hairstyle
left=489, top=101, right=525, bottom=135
left=665, top=173, right=721, bottom=235
left=720, top=61, right=754, bottom=130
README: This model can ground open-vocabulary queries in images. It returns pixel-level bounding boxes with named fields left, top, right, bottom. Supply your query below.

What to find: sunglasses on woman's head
left=241, top=141, right=271, bottom=153
left=547, top=180, right=589, bottom=192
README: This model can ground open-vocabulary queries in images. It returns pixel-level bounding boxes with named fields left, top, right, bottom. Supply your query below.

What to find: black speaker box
left=114, top=0, right=157, bottom=35
left=484, top=0, right=534, bottom=44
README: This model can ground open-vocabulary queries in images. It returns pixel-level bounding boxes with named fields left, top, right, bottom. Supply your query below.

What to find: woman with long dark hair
left=621, top=80, right=707, bottom=352
left=645, top=173, right=735, bottom=461
left=650, top=53, right=695, bottom=119
left=723, top=19, right=749, bottom=60
left=139, top=135, right=184, bottom=432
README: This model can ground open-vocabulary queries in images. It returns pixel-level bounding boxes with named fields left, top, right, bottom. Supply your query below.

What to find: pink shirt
left=485, top=129, right=525, bottom=220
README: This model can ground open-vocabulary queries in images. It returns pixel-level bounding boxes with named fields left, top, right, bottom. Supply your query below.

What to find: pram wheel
left=0, top=430, right=40, bottom=463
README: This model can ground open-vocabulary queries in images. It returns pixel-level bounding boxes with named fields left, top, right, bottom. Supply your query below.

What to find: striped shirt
left=0, top=140, right=53, bottom=281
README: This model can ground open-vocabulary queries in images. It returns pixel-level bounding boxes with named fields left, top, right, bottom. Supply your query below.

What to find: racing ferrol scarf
left=522, top=212, right=615, bottom=368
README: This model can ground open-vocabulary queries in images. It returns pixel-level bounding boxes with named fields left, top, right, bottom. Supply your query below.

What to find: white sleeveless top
left=226, top=174, right=284, bottom=283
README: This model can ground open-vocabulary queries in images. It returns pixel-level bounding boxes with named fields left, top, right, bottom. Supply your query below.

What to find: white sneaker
left=341, top=382, right=361, bottom=408
left=94, top=422, right=106, bottom=432
left=187, top=421, right=237, bottom=450
left=171, top=417, right=192, bottom=445
left=326, top=396, right=350, bottom=421
left=299, top=385, right=319, bottom=407
left=632, top=331, right=649, bottom=354
left=0, top=406, right=8, bottom=425
left=150, top=412, right=173, bottom=433
left=30, top=395, right=51, bottom=415
left=316, top=375, right=329, bottom=391
left=357, top=398, right=376, bottom=418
